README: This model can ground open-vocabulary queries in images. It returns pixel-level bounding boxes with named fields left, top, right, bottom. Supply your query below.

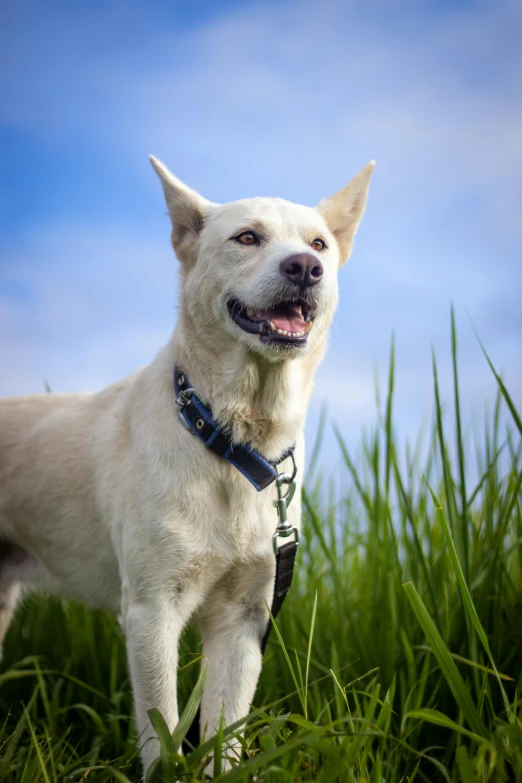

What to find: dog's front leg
left=198, top=557, right=274, bottom=769
left=123, top=591, right=199, bottom=774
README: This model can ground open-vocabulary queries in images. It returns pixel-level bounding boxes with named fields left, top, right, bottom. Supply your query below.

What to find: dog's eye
left=234, top=231, right=258, bottom=246
left=311, top=238, right=326, bottom=252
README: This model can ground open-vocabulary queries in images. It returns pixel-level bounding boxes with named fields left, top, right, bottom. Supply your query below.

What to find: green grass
left=1, top=311, right=521, bottom=781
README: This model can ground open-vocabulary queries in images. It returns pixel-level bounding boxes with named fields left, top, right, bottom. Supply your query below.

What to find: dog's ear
left=149, top=155, right=215, bottom=266
left=316, top=162, right=374, bottom=267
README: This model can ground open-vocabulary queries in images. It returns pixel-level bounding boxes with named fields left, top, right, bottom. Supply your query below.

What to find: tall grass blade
left=385, top=333, right=395, bottom=498
left=451, top=306, right=469, bottom=579
left=304, top=591, right=318, bottom=721
left=403, top=582, right=487, bottom=738
left=171, top=657, right=209, bottom=753
left=470, top=318, right=522, bottom=437
left=425, top=482, right=514, bottom=722
left=23, top=704, right=51, bottom=783
left=405, top=708, right=485, bottom=743
left=147, top=708, right=175, bottom=780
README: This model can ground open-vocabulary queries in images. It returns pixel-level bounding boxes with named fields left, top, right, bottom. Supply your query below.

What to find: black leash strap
left=173, top=365, right=299, bottom=753
left=260, top=540, right=298, bottom=654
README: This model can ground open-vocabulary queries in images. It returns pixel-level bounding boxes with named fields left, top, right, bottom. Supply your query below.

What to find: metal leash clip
left=175, top=388, right=210, bottom=432
left=272, top=451, right=299, bottom=554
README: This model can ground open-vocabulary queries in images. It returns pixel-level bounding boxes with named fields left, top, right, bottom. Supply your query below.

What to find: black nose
left=280, top=253, right=324, bottom=287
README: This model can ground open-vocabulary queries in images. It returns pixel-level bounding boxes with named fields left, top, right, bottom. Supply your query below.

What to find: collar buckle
left=175, top=387, right=210, bottom=432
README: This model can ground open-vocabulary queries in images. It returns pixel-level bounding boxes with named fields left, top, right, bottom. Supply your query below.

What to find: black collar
left=174, top=366, right=295, bottom=492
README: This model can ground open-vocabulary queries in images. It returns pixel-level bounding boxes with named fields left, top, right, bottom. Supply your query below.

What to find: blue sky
left=1, top=0, right=521, bottom=464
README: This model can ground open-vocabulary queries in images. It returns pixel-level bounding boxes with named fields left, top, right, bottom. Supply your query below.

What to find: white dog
left=0, top=156, right=373, bottom=773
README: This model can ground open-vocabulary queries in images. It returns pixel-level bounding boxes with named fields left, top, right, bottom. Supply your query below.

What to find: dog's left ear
left=316, top=162, right=375, bottom=267
left=149, top=155, right=216, bottom=266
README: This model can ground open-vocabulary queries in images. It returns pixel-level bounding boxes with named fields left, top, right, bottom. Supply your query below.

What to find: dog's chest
left=128, top=416, right=302, bottom=591
left=144, top=452, right=292, bottom=568
left=184, top=472, right=280, bottom=561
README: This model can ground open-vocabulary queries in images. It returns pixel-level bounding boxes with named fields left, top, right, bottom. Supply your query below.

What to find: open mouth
left=227, top=298, right=315, bottom=345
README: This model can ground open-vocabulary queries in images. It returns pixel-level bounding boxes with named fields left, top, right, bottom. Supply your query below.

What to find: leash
left=174, top=365, right=299, bottom=751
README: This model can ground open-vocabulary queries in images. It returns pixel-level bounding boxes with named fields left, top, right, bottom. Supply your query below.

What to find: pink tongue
left=252, top=303, right=307, bottom=333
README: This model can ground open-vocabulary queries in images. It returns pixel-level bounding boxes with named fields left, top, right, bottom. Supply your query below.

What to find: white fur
left=0, top=156, right=373, bottom=774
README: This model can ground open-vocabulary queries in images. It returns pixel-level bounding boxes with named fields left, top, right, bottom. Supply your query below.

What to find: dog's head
left=150, top=156, right=373, bottom=362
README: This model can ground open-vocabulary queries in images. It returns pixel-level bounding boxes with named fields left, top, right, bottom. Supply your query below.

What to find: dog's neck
left=166, top=311, right=326, bottom=460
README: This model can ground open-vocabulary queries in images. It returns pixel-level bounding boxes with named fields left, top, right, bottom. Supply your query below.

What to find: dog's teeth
left=282, top=330, right=288, bottom=336
left=270, top=322, right=276, bottom=332
left=277, top=329, right=283, bottom=335
left=246, top=307, right=254, bottom=318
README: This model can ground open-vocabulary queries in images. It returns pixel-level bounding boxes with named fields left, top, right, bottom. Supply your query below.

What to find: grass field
left=1, top=312, right=521, bottom=782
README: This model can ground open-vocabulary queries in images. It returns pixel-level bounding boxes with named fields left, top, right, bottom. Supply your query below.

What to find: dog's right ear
left=149, top=156, right=215, bottom=266
left=316, top=162, right=374, bottom=267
